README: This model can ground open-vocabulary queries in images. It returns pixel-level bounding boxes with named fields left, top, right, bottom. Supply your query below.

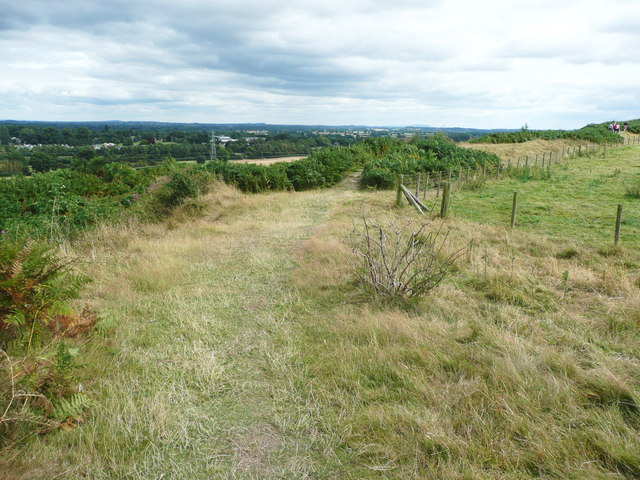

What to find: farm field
left=232, top=155, right=307, bottom=165
left=1, top=140, right=640, bottom=478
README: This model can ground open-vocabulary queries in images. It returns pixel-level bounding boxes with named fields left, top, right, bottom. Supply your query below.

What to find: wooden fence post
left=395, top=174, right=404, bottom=207
left=424, top=172, right=430, bottom=200
left=510, top=191, right=518, bottom=229
left=440, top=183, right=450, bottom=218
left=415, top=174, right=420, bottom=197
left=615, top=204, right=623, bottom=245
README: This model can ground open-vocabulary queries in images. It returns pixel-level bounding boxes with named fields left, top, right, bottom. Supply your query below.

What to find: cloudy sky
left=1, top=0, right=638, bottom=128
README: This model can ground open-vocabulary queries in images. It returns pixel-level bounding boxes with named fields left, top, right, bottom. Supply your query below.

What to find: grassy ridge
left=3, top=144, right=639, bottom=478
left=470, top=123, right=624, bottom=145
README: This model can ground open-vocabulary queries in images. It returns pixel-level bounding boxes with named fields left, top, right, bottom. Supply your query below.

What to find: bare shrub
left=352, top=213, right=462, bottom=299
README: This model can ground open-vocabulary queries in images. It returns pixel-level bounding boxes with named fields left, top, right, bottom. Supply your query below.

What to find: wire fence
left=396, top=137, right=639, bottom=208
left=394, top=138, right=637, bottom=245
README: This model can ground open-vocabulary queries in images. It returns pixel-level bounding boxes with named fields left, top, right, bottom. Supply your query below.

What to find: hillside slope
left=2, top=142, right=640, bottom=479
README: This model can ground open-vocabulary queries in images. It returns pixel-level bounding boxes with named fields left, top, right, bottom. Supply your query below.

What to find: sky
left=0, top=0, right=638, bottom=129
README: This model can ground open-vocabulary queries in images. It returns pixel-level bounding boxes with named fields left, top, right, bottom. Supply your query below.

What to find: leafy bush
left=0, top=167, right=153, bottom=240
left=206, top=161, right=292, bottom=193
left=361, top=137, right=499, bottom=189
left=626, top=119, right=640, bottom=134
left=205, top=146, right=355, bottom=193
left=360, top=167, right=396, bottom=189
left=286, top=147, right=355, bottom=190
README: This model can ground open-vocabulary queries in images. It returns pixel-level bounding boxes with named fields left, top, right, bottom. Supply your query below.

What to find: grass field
left=451, top=143, right=640, bottom=250
left=1, top=141, right=639, bottom=478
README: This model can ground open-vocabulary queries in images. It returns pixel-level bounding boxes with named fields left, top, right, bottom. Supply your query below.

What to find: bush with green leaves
left=206, top=161, right=292, bottom=193
left=624, top=119, right=640, bottom=134
left=285, top=147, right=354, bottom=189
left=205, top=146, right=356, bottom=193
left=0, top=166, right=153, bottom=240
left=361, top=136, right=500, bottom=189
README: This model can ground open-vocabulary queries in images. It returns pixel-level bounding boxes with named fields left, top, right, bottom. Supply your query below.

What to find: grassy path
left=2, top=185, right=355, bottom=479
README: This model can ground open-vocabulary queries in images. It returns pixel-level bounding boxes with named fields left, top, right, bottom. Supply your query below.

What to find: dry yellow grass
left=461, top=138, right=590, bottom=163
left=462, top=131, right=639, bottom=163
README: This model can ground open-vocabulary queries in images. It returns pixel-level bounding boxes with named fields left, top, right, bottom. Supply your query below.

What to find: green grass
left=450, top=145, right=640, bottom=251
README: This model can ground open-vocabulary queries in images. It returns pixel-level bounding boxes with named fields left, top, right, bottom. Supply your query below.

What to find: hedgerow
left=204, top=146, right=356, bottom=192
left=361, top=136, right=500, bottom=189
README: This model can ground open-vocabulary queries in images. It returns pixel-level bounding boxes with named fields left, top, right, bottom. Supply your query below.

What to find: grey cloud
left=0, top=3, right=37, bottom=31
left=1, top=0, right=448, bottom=99
left=62, top=96, right=175, bottom=106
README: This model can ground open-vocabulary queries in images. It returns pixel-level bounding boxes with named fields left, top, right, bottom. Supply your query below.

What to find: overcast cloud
left=0, top=0, right=638, bottom=128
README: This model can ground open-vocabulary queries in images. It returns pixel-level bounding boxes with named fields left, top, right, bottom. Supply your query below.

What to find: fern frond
left=52, top=393, right=92, bottom=421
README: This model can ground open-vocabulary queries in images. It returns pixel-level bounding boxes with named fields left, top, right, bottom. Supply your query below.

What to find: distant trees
left=41, top=126, right=60, bottom=145
left=0, top=126, right=10, bottom=146
left=76, top=127, right=93, bottom=146
left=29, top=152, right=60, bottom=172
left=18, top=128, right=37, bottom=144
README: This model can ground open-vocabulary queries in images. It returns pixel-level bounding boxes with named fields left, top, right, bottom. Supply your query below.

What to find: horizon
left=0, top=118, right=622, bottom=132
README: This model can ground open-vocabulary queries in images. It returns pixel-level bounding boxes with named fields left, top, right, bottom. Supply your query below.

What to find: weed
left=556, top=247, right=579, bottom=259
left=625, top=184, right=640, bottom=199
left=351, top=214, right=462, bottom=299
left=560, top=270, right=570, bottom=296
left=597, top=245, right=623, bottom=257
left=0, top=240, right=93, bottom=443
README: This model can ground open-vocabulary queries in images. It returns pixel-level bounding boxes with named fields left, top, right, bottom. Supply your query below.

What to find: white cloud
left=0, top=0, right=638, bottom=127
